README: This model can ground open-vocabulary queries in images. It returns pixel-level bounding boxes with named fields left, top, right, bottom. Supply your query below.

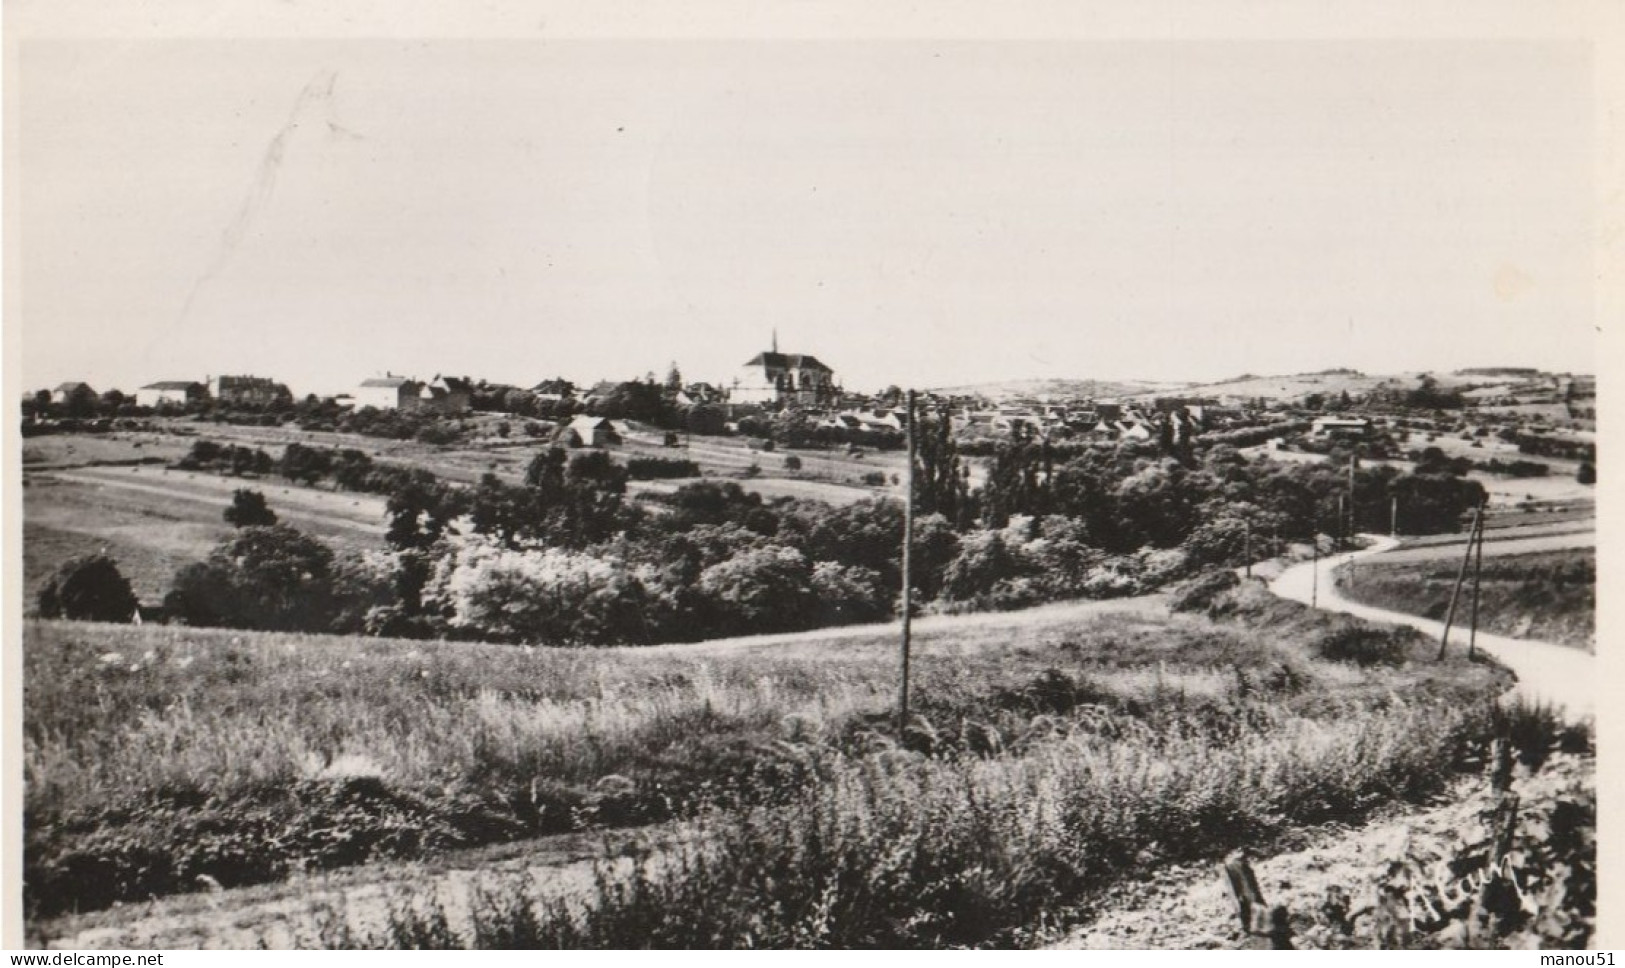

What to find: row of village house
left=54, top=340, right=1363, bottom=443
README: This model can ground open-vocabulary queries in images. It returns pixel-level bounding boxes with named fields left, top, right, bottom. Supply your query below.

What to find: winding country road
left=1269, top=534, right=1593, bottom=720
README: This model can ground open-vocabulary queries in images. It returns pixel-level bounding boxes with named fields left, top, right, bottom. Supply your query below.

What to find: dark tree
left=1388, top=473, right=1487, bottom=535
left=771, top=408, right=816, bottom=449
left=683, top=404, right=728, bottom=436
left=521, top=446, right=563, bottom=489
left=38, top=554, right=139, bottom=622
left=61, top=384, right=99, bottom=419
left=978, top=424, right=1054, bottom=528
left=165, top=525, right=338, bottom=631
left=468, top=473, right=538, bottom=548
left=224, top=489, right=278, bottom=527
left=279, top=442, right=332, bottom=485
left=385, top=480, right=463, bottom=550
left=1578, top=461, right=1596, bottom=485
left=912, top=404, right=970, bottom=528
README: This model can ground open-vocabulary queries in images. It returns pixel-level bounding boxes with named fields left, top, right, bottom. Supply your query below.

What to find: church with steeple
left=731, top=331, right=838, bottom=406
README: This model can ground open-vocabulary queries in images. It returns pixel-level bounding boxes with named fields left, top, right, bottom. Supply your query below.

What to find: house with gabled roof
left=136, top=380, right=207, bottom=409
left=732, top=334, right=838, bottom=406
left=210, top=375, right=292, bottom=408
left=355, top=375, right=422, bottom=410
left=565, top=415, right=620, bottom=447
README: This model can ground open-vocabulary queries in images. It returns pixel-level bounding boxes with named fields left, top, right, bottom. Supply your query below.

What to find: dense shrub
left=699, top=545, right=819, bottom=636
left=223, top=489, right=277, bottom=528
left=626, top=457, right=701, bottom=480
left=1168, top=569, right=1242, bottom=615
left=173, top=440, right=273, bottom=476
left=37, top=555, right=139, bottom=622
left=1313, top=625, right=1411, bottom=667
left=426, top=538, right=668, bottom=645
left=164, top=526, right=347, bottom=633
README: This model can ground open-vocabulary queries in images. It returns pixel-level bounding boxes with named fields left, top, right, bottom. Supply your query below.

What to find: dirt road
left=1269, top=535, right=1593, bottom=720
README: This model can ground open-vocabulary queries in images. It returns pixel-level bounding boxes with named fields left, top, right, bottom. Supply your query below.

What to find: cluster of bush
left=625, top=456, right=701, bottom=480
left=1505, top=430, right=1595, bottom=463
left=20, top=417, right=158, bottom=437
left=172, top=440, right=275, bottom=476
left=1407, top=446, right=1556, bottom=480
left=274, top=442, right=439, bottom=496
left=330, top=407, right=471, bottom=444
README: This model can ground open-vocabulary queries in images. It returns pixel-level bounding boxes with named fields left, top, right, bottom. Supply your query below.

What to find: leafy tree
left=940, top=531, right=1026, bottom=604
left=913, top=404, right=971, bottom=527
left=1406, top=375, right=1465, bottom=410
left=683, top=404, right=728, bottom=436
left=279, top=442, right=332, bottom=486
left=771, top=409, right=816, bottom=449
left=385, top=480, right=464, bottom=550
left=165, top=525, right=337, bottom=631
left=37, top=554, right=139, bottom=622
left=60, top=384, right=99, bottom=419
left=331, top=448, right=376, bottom=491
left=524, top=447, right=569, bottom=492
left=224, top=488, right=278, bottom=527
left=468, top=473, right=539, bottom=548
left=1577, top=462, right=1596, bottom=485
left=698, top=545, right=818, bottom=635
left=977, top=425, right=1054, bottom=528
left=1388, top=473, right=1487, bottom=535
left=589, top=380, right=669, bottom=425
left=809, top=561, right=891, bottom=624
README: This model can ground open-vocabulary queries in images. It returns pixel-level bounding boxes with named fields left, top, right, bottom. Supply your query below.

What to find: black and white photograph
left=3, top=0, right=1615, bottom=952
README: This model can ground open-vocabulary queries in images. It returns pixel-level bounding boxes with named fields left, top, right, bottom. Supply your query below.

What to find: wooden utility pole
left=897, top=389, right=916, bottom=737
left=1468, top=503, right=1487, bottom=658
left=1347, top=455, right=1357, bottom=543
left=1337, top=495, right=1346, bottom=549
left=1436, top=502, right=1484, bottom=661
left=1311, top=536, right=1319, bottom=608
left=1244, top=517, right=1252, bottom=579
left=1390, top=496, right=1398, bottom=538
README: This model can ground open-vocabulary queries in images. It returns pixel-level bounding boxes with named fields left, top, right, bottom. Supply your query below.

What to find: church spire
left=772, top=328, right=778, bottom=354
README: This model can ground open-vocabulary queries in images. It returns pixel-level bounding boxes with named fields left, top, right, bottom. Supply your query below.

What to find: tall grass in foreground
left=335, top=697, right=1565, bottom=949
left=23, top=587, right=1511, bottom=923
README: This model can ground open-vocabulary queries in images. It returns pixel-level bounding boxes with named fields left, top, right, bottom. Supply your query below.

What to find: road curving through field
left=1268, top=534, right=1593, bottom=721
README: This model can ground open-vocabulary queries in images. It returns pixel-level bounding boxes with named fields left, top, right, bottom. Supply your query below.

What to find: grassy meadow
left=21, top=469, right=387, bottom=606
left=25, top=579, right=1516, bottom=936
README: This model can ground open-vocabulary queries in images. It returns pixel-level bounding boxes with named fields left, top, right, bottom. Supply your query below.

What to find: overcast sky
left=11, top=35, right=1597, bottom=396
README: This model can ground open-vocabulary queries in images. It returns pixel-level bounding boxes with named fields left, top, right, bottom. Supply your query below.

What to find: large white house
left=732, top=340, right=837, bottom=406
left=355, top=375, right=421, bottom=410
left=136, top=381, right=207, bottom=409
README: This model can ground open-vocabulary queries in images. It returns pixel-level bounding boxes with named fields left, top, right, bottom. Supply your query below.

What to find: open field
left=24, top=577, right=1514, bottom=942
left=1336, top=548, right=1593, bottom=652
left=1247, top=444, right=1596, bottom=510
left=136, top=418, right=902, bottom=502
left=21, top=466, right=388, bottom=606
